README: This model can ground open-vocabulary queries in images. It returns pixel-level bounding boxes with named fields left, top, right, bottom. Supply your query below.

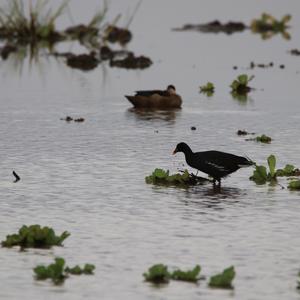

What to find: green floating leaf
left=34, top=257, right=67, bottom=285
left=288, top=180, right=300, bottom=190
left=250, top=165, right=268, bottom=184
left=267, top=154, right=276, bottom=178
left=230, top=74, right=254, bottom=95
left=200, top=82, right=215, bottom=95
left=255, top=134, right=272, bottom=143
left=1, top=225, right=70, bottom=249
left=34, top=258, right=95, bottom=285
left=209, top=266, right=235, bottom=289
left=238, top=74, right=248, bottom=85
left=145, top=168, right=207, bottom=187
left=65, top=264, right=95, bottom=275
left=171, top=265, right=201, bottom=282
left=143, top=264, right=170, bottom=284
left=276, top=164, right=299, bottom=177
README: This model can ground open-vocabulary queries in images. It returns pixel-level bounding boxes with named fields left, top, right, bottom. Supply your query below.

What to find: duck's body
left=173, top=142, right=254, bottom=185
left=125, top=85, right=182, bottom=109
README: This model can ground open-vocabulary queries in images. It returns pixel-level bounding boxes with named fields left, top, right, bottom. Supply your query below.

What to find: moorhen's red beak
left=172, top=149, right=177, bottom=155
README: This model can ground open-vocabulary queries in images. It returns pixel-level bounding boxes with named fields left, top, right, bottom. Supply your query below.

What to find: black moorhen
left=173, top=142, right=254, bottom=186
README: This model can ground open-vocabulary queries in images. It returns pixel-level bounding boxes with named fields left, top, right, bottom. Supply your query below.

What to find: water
left=0, top=0, right=300, bottom=299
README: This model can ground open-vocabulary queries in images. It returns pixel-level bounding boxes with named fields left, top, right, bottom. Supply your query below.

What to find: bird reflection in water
left=180, top=185, right=244, bottom=210
left=127, top=108, right=180, bottom=123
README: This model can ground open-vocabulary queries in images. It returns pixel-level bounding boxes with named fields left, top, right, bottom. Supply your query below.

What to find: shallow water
left=0, top=1, right=300, bottom=299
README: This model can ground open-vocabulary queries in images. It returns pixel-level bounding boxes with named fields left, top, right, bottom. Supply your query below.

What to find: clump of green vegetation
left=208, top=266, right=235, bottom=289
left=34, top=257, right=96, bottom=285
left=255, top=134, right=272, bottom=143
left=171, top=265, right=201, bottom=282
left=276, top=164, right=300, bottom=177
left=251, top=13, right=291, bottom=40
left=34, top=257, right=67, bottom=285
left=288, top=180, right=300, bottom=190
left=1, top=225, right=70, bottom=249
left=200, top=82, right=215, bottom=96
left=230, top=74, right=254, bottom=96
left=250, top=154, right=277, bottom=184
left=250, top=155, right=300, bottom=185
left=143, top=264, right=170, bottom=284
left=145, top=168, right=208, bottom=186
left=65, top=264, right=95, bottom=275
left=0, top=0, right=69, bottom=42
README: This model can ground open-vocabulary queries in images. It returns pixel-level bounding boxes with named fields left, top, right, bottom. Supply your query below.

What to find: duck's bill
left=172, top=149, right=177, bottom=155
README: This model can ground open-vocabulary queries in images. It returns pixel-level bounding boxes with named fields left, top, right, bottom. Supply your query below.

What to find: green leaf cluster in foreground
left=276, top=164, right=300, bottom=177
left=250, top=154, right=276, bottom=184
left=171, top=265, right=201, bottom=282
left=288, top=180, right=300, bottom=190
left=145, top=168, right=207, bottom=186
left=34, top=257, right=95, bottom=285
left=1, top=225, right=70, bottom=249
left=34, top=257, right=67, bottom=285
left=144, top=264, right=235, bottom=289
left=250, top=155, right=300, bottom=185
left=208, top=266, right=235, bottom=289
left=143, top=264, right=202, bottom=284
left=200, top=82, right=215, bottom=96
left=143, top=264, right=170, bottom=284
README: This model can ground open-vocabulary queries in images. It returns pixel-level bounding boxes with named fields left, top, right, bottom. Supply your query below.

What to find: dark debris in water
left=110, top=53, right=152, bottom=69
left=250, top=61, right=274, bottom=69
left=65, top=24, right=99, bottom=39
left=290, top=49, right=300, bottom=56
left=61, top=116, right=85, bottom=123
left=0, top=44, right=17, bottom=60
left=174, top=20, right=247, bottom=34
left=236, top=130, right=255, bottom=136
left=66, top=52, right=99, bottom=71
left=105, top=26, right=132, bottom=45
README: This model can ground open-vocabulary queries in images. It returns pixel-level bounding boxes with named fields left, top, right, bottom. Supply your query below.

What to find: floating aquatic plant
left=251, top=13, right=291, bottom=40
left=208, top=266, right=235, bottom=289
left=200, top=82, right=215, bottom=96
left=171, top=265, right=202, bottom=282
left=34, top=258, right=95, bottom=285
left=143, top=264, right=170, bottom=284
left=145, top=168, right=208, bottom=186
left=250, top=155, right=300, bottom=185
left=1, top=225, right=70, bottom=249
left=255, top=134, right=272, bottom=143
left=65, top=264, right=95, bottom=275
left=276, top=164, right=300, bottom=177
left=230, top=74, right=254, bottom=95
left=34, top=257, right=67, bottom=284
left=249, top=154, right=276, bottom=184
left=288, top=180, right=300, bottom=190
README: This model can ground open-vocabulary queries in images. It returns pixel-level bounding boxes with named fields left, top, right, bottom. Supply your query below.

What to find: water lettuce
left=1, top=225, right=70, bottom=249
left=209, top=266, right=235, bottom=289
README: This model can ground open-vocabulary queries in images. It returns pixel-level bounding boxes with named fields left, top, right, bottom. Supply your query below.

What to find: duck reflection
left=127, top=107, right=180, bottom=123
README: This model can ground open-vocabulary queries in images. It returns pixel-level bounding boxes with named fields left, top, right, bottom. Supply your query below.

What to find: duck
left=173, top=142, right=254, bottom=186
left=125, top=85, right=182, bottom=109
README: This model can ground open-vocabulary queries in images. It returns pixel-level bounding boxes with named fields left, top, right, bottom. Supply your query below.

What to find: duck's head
left=172, top=142, right=192, bottom=155
left=167, top=84, right=176, bottom=95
